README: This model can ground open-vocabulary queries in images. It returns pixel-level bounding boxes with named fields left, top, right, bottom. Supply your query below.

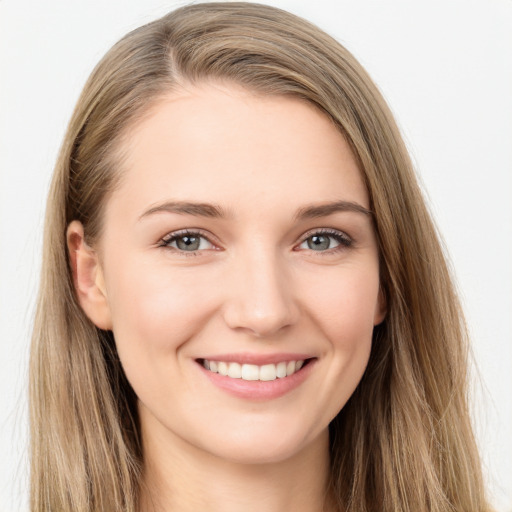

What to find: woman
left=30, top=2, right=491, bottom=511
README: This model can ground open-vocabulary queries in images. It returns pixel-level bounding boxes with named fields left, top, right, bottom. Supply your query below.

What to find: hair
left=30, top=2, right=491, bottom=511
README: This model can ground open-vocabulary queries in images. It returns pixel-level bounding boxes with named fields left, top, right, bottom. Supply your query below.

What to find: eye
left=297, top=230, right=352, bottom=252
left=160, top=230, right=215, bottom=252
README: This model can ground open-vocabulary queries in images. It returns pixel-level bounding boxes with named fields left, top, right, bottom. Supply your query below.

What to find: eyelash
left=297, top=229, right=353, bottom=253
left=158, top=228, right=353, bottom=255
left=158, top=229, right=216, bottom=256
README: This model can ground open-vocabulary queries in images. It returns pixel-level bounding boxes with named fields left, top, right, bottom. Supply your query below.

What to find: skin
left=68, top=82, right=385, bottom=512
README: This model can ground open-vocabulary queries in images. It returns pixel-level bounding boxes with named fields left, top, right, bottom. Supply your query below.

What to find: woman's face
left=86, top=82, right=385, bottom=464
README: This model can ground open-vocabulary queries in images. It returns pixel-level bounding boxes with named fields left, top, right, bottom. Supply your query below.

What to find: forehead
left=107, top=82, right=368, bottom=222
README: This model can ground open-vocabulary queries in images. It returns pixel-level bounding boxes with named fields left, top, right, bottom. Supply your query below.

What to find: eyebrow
left=294, top=200, right=372, bottom=220
left=139, top=199, right=372, bottom=221
left=139, top=201, right=229, bottom=221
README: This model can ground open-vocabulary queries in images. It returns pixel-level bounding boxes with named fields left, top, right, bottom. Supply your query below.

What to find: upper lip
left=197, top=352, right=315, bottom=365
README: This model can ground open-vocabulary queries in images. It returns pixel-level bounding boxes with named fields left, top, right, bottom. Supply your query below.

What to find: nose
left=222, top=250, right=300, bottom=338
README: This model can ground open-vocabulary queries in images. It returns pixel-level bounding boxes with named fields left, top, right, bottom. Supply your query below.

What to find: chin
left=192, top=421, right=327, bottom=466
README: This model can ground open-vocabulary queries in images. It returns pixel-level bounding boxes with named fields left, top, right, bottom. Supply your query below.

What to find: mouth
left=198, top=358, right=310, bottom=381
left=195, top=356, right=316, bottom=400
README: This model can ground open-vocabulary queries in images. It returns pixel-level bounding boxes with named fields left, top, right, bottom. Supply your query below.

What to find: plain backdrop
left=1, top=0, right=511, bottom=510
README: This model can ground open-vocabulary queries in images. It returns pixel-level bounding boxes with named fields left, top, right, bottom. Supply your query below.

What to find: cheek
left=302, top=265, right=379, bottom=394
left=103, top=258, right=225, bottom=415
left=302, top=263, right=381, bottom=342
left=105, top=257, right=218, bottom=366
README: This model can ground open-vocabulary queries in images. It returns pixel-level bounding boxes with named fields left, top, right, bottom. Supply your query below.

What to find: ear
left=67, top=220, right=113, bottom=330
left=373, top=284, right=387, bottom=326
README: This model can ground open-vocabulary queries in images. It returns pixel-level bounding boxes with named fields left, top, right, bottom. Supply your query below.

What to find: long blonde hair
left=30, top=3, right=490, bottom=511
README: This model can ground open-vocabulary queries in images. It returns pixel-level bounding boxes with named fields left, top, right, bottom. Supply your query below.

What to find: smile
left=201, top=359, right=305, bottom=381
left=196, top=355, right=316, bottom=400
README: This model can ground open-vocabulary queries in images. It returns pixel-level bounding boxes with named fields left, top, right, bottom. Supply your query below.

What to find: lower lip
left=197, top=360, right=316, bottom=400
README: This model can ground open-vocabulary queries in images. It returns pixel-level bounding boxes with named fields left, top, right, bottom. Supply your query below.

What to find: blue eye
left=161, top=231, right=214, bottom=252
left=298, top=231, right=352, bottom=252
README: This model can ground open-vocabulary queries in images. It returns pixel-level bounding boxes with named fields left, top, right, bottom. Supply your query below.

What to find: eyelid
left=159, top=229, right=220, bottom=252
left=157, top=227, right=352, bottom=254
left=295, top=228, right=353, bottom=251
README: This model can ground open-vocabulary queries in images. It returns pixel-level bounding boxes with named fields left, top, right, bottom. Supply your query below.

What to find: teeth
left=276, top=361, right=287, bottom=378
left=218, top=361, right=228, bottom=376
left=202, top=359, right=306, bottom=381
left=241, top=364, right=259, bottom=381
left=227, top=362, right=242, bottom=379
left=259, top=364, right=276, bottom=381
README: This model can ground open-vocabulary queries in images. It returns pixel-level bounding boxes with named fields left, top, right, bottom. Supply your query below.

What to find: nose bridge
left=223, top=243, right=298, bottom=337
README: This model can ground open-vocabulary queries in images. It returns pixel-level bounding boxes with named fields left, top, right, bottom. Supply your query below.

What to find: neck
left=138, top=411, right=335, bottom=512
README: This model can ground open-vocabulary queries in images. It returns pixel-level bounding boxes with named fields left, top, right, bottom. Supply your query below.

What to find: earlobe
left=67, top=220, right=113, bottom=330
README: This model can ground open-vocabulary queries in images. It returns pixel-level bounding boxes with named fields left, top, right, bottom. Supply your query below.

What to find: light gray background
left=1, top=1, right=511, bottom=510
